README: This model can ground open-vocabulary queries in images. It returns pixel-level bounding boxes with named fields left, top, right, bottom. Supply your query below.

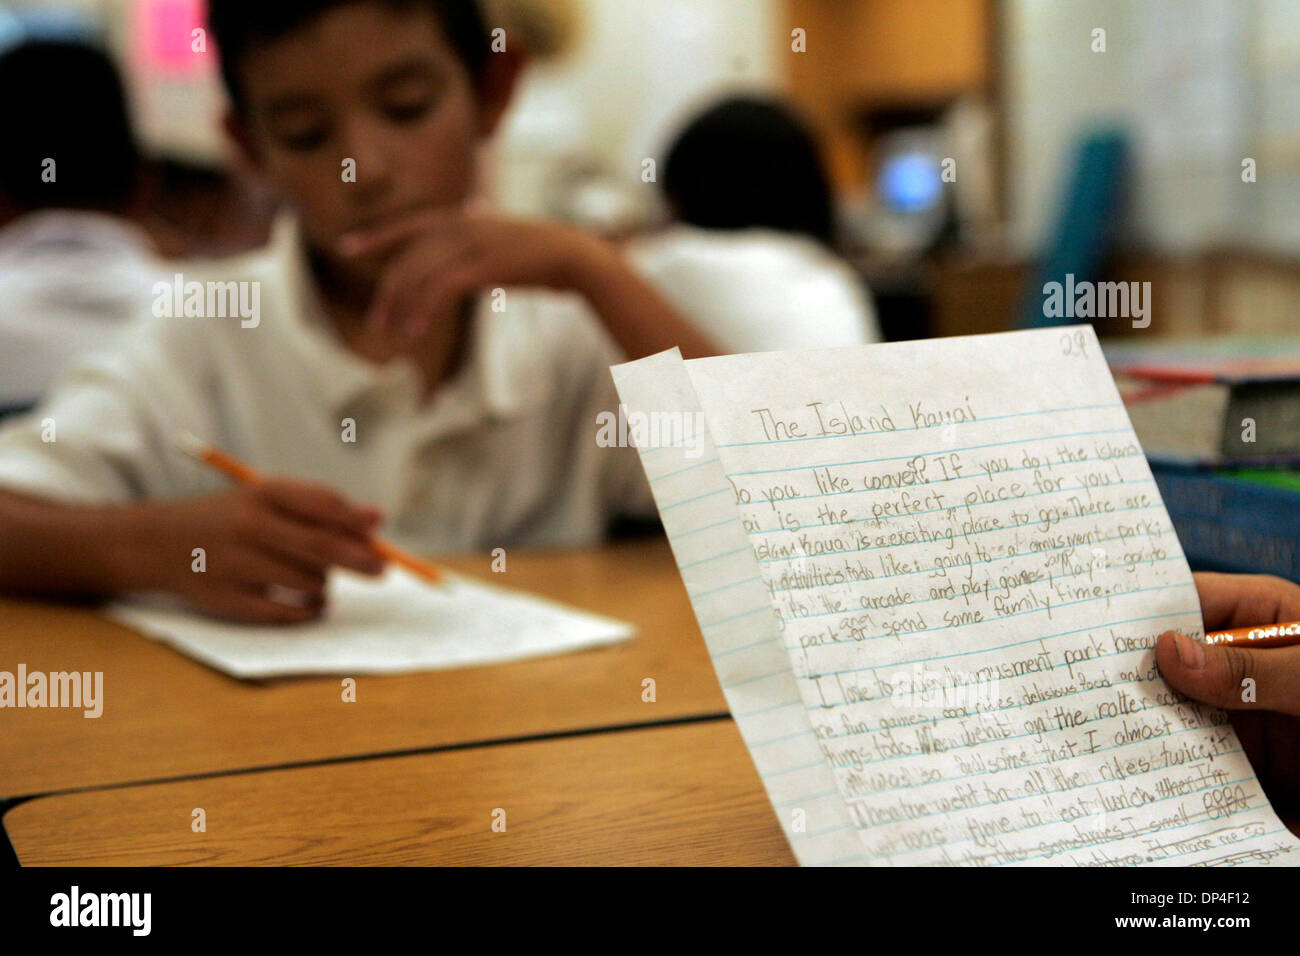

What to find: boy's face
left=228, top=3, right=503, bottom=280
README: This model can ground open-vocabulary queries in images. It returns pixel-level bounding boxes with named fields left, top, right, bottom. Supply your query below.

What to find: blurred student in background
left=630, top=95, right=880, bottom=354
left=0, top=38, right=160, bottom=415
left=0, top=0, right=713, bottom=623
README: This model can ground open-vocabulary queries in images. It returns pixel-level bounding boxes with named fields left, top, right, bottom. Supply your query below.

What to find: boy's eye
left=375, top=69, right=443, bottom=124
left=382, top=97, right=433, bottom=123
left=384, top=99, right=432, bottom=122
left=277, top=125, right=331, bottom=152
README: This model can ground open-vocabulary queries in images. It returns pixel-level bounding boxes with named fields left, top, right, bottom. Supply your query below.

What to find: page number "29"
left=1060, top=330, right=1088, bottom=357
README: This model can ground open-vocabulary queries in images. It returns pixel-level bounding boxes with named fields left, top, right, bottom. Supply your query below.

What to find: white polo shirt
left=0, top=219, right=655, bottom=554
left=628, top=225, right=880, bottom=353
left=0, top=210, right=161, bottom=408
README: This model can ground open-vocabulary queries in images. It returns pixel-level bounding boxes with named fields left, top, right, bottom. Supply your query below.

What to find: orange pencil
left=173, top=430, right=444, bottom=586
left=1205, top=621, right=1300, bottom=650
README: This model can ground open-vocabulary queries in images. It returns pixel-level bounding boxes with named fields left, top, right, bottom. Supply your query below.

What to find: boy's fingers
left=365, top=244, right=443, bottom=332
left=1155, top=630, right=1300, bottom=717
left=366, top=253, right=424, bottom=333
left=227, top=549, right=327, bottom=597
left=254, top=479, right=381, bottom=537
left=338, top=207, right=460, bottom=258
left=1193, top=572, right=1300, bottom=632
left=367, top=238, right=468, bottom=334
left=404, top=255, right=479, bottom=340
left=249, top=511, right=386, bottom=576
left=199, top=585, right=324, bottom=625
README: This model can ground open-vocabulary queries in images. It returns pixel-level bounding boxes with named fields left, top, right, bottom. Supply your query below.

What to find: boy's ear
left=474, top=47, right=526, bottom=139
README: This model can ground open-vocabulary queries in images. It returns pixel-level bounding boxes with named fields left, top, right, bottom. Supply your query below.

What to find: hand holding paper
left=613, top=325, right=1299, bottom=866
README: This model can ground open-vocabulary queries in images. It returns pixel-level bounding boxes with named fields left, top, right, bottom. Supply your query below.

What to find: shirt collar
left=269, top=215, right=544, bottom=428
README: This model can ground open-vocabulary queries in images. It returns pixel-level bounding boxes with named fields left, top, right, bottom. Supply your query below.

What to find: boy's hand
left=337, top=208, right=603, bottom=338
left=1156, top=572, right=1300, bottom=810
left=138, top=479, right=386, bottom=624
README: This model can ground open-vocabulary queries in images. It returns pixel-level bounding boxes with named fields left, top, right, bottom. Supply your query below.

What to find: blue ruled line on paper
left=722, top=425, right=1136, bottom=473
left=742, top=496, right=1164, bottom=544
left=775, top=788, right=842, bottom=808
left=735, top=697, right=804, bottom=719
left=717, top=402, right=1127, bottom=450
left=822, top=707, right=1235, bottom=774
left=728, top=462, right=1151, bottom=507
left=672, top=516, right=740, bottom=539
left=799, top=647, right=1180, bottom=725
left=843, top=757, right=1252, bottom=817
left=752, top=526, right=1168, bottom=573
left=653, top=457, right=721, bottom=481
left=724, top=606, right=1200, bottom=683
left=736, top=472, right=1155, bottom=516
left=877, top=773, right=1254, bottom=864
left=660, top=487, right=731, bottom=511
left=918, top=799, right=1273, bottom=867
left=678, top=546, right=751, bottom=571
left=688, top=574, right=762, bottom=600
left=717, top=586, right=1195, bottom=663
left=699, top=605, right=772, bottom=629
left=751, top=555, right=1187, bottom=630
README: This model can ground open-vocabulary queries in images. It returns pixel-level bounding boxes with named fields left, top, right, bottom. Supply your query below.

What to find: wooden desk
left=5, top=711, right=1296, bottom=866
left=4, top=718, right=795, bottom=866
left=0, top=538, right=726, bottom=798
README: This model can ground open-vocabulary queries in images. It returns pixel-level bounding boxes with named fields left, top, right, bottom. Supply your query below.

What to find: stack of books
left=1103, top=337, right=1300, bottom=582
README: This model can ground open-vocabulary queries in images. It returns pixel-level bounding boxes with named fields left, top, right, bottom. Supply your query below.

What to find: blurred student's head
left=208, top=0, right=516, bottom=279
left=0, top=40, right=141, bottom=219
left=662, top=96, right=836, bottom=246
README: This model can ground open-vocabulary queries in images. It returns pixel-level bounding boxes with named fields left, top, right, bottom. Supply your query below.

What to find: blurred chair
left=1018, top=127, right=1130, bottom=328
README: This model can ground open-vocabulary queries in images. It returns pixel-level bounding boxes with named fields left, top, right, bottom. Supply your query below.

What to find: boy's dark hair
left=0, top=40, right=141, bottom=213
left=207, top=0, right=491, bottom=112
left=663, top=96, right=836, bottom=246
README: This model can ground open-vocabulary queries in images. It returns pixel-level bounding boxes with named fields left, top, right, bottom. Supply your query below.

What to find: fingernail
left=1174, top=632, right=1207, bottom=670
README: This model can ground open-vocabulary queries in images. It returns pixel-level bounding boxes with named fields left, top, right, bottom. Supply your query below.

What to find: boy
left=630, top=95, right=880, bottom=353
left=0, top=0, right=715, bottom=622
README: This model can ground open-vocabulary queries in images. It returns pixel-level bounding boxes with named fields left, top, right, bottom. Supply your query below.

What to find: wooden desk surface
left=6, top=711, right=1296, bottom=866
left=4, top=718, right=795, bottom=866
left=0, top=538, right=726, bottom=798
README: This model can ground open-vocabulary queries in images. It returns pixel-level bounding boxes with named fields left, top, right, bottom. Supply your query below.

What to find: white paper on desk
left=613, top=326, right=1300, bottom=866
left=108, top=568, right=633, bottom=679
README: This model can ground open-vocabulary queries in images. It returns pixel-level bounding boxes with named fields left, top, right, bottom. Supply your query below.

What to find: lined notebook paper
left=109, top=568, right=633, bottom=679
left=612, top=325, right=1298, bottom=867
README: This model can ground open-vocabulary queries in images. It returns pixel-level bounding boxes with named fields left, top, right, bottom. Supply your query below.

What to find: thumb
left=1156, top=630, right=1300, bottom=717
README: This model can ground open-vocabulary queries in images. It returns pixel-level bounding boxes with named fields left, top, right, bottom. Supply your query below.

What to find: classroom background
left=0, top=0, right=1289, bottom=302
left=1, top=0, right=1297, bottom=580
left=4, top=0, right=1298, bottom=328
left=2, top=0, right=1300, bottom=872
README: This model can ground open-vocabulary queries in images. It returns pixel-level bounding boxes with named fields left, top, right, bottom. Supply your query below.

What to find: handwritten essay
left=612, top=325, right=1297, bottom=866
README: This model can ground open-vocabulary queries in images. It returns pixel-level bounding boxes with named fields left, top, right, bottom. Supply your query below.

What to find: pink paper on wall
left=135, top=0, right=209, bottom=75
